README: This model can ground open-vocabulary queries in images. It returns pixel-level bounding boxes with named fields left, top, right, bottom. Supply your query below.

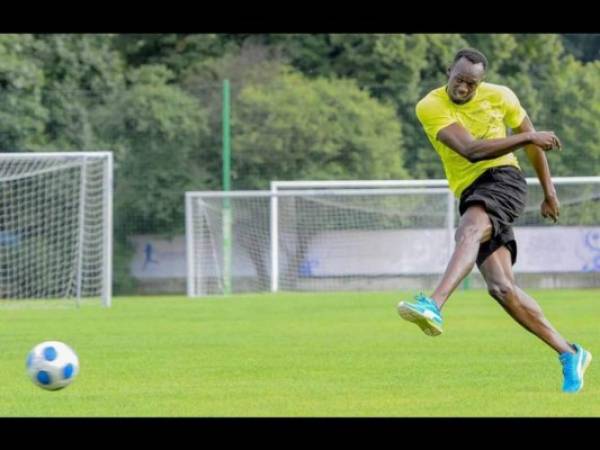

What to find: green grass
left=1, top=289, right=599, bottom=417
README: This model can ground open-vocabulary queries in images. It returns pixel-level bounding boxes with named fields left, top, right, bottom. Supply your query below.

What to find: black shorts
left=458, top=165, right=527, bottom=266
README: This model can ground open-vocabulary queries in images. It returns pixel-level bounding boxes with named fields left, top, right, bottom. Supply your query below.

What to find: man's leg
left=429, top=204, right=493, bottom=310
left=478, top=246, right=592, bottom=392
left=478, top=246, right=573, bottom=354
left=397, top=204, right=492, bottom=336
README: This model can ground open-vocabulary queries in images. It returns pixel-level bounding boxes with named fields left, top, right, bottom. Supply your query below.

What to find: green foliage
left=537, top=58, right=600, bottom=177
left=180, top=44, right=286, bottom=190
left=0, top=35, right=47, bottom=150
left=561, top=34, right=600, bottom=62
left=34, top=34, right=126, bottom=150
left=181, top=45, right=407, bottom=188
left=112, top=34, right=240, bottom=79
left=233, top=68, right=407, bottom=188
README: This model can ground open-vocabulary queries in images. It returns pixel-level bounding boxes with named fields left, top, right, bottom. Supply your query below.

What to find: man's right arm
left=437, top=123, right=561, bottom=163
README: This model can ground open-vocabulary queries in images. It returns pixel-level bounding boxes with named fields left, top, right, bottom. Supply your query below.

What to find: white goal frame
left=0, top=152, right=113, bottom=307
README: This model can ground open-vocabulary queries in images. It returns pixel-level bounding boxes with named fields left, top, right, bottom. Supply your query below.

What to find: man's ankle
left=428, top=294, right=444, bottom=311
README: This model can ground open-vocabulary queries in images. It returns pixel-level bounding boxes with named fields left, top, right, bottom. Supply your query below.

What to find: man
left=398, top=48, right=591, bottom=393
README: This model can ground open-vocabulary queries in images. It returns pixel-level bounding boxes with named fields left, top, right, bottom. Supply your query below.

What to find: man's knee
left=487, top=280, right=517, bottom=303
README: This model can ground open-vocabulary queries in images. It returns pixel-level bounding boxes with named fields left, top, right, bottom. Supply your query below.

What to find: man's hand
left=541, top=195, right=560, bottom=223
left=529, top=131, right=562, bottom=152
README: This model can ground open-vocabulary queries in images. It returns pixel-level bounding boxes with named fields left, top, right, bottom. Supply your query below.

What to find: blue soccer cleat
left=397, top=293, right=443, bottom=336
left=559, top=343, right=592, bottom=393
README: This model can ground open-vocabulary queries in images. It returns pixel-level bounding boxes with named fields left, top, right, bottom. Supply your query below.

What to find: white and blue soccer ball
left=26, top=341, right=80, bottom=390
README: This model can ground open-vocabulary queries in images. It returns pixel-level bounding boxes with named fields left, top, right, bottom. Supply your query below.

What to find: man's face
left=446, top=57, right=485, bottom=104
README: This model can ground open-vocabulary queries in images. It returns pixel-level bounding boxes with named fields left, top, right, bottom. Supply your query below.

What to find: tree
left=33, top=34, right=126, bottom=150
left=180, top=41, right=286, bottom=190
left=0, top=34, right=48, bottom=150
left=112, top=34, right=240, bottom=80
left=232, top=68, right=407, bottom=187
left=542, top=58, right=600, bottom=176
left=562, top=34, right=600, bottom=62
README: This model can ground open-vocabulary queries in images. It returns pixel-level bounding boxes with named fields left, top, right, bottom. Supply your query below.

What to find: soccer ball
left=26, top=341, right=80, bottom=390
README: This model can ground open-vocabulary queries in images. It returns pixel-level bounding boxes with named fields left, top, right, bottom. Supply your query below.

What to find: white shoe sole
left=580, top=351, right=592, bottom=390
left=397, top=302, right=443, bottom=337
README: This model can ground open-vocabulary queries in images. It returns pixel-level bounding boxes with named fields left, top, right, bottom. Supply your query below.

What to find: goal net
left=0, top=152, right=113, bottom=306
left=187, top=177, right=600, bottom=296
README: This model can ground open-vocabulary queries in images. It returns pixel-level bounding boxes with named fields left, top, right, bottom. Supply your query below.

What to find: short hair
left=452, top=48, right=488, bottom=71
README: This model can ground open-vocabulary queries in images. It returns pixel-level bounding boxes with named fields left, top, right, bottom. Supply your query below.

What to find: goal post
left=0, top=152, right=113, bottom=306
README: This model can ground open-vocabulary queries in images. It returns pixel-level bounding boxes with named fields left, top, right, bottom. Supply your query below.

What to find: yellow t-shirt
left=416, top=82, right=527, bottom=198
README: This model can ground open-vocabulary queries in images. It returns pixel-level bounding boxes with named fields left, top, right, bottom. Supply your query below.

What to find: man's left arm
left=513, top=116, right=560, bottom=222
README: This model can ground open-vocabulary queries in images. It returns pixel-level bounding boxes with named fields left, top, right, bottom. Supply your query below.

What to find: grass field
left=0, top=289, right=598, bottom=417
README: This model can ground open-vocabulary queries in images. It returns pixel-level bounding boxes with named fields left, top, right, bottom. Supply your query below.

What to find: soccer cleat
left=397, top=293, right=443, bottom=336
left=559, top=343, right=592, bottom=393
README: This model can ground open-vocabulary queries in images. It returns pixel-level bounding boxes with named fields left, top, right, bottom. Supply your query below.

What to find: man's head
left=446, top=48, right=487, bottom=104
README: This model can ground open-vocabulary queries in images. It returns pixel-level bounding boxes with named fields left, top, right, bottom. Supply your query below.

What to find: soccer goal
left=187, top=176, right=600, bottom=296
left=186, top=186, right=453, bottom=296
left=0, top=152, right=113, bottom=306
